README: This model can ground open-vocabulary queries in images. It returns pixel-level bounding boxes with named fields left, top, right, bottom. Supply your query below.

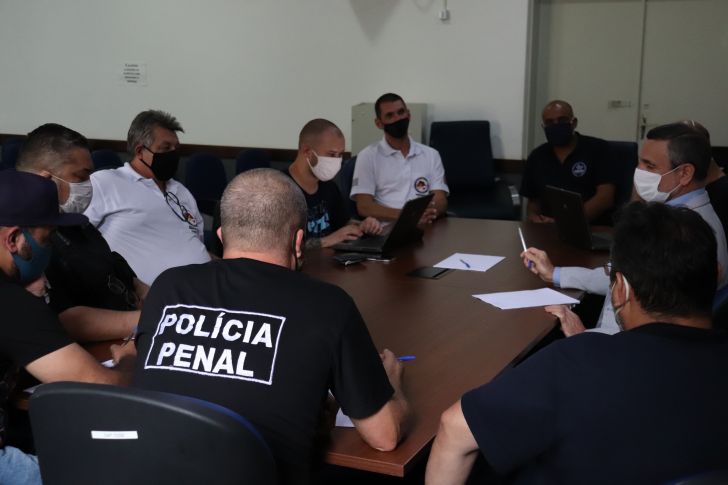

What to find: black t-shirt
left=520, top=134, right=616, bottom=219
left=707, top=175, right=728, bottom=241
left=45, top=224, right=138, bottom=313
left=0, top=276, right=73, bottom=447
left=461, top=323, right=728, bottom=485
left=133, top=258, right=393, bottom=484
left=285, top=172, right=349, bottom=239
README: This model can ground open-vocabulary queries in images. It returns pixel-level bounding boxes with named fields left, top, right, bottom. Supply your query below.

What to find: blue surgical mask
left=11, top=229, right=52, bottom=284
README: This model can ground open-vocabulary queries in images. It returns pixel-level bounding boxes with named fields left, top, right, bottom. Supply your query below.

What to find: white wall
left=0, top=0, right=530, bottom=159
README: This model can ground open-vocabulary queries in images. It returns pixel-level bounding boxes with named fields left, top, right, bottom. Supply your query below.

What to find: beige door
left=528, top=0, right=728, bottom=149
left=639, top=0, right=728, bottom=144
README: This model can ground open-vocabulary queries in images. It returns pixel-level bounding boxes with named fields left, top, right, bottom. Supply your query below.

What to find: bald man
left=133, top=169, right=408, bottom=484
left=520, top=100, right=617, bottom=224
left=286, top=118, right=382, bottom=249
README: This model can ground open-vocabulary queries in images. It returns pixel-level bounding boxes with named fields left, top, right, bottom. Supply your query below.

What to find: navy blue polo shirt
left=461, top=323, right=728, bottom=485
left=520, top=133, right=615, bottom=216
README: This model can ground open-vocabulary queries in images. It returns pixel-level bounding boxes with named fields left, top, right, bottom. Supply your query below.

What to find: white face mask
left=308, top=151, right=342, bottom=182
left=52, top=175, right=93, bottom=214
left=633, top=166, right=681, bottom=203
left=611, top=274, right=631, bottom=330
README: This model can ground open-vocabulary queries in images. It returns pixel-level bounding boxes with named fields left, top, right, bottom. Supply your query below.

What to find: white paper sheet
left=434, top=253, right=505, bottom=272
left=473, top=288, right=579, bottom=310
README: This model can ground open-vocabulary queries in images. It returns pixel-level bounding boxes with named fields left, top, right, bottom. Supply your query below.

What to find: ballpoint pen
left=518, top=227, right=533, bottom=269
left=397, top=355, right=416, bottom=362
left=459, top=258, right=471, bottom=269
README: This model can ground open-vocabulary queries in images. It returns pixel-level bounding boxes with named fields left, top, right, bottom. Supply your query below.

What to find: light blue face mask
left=11, top=228, right=52, bottom=284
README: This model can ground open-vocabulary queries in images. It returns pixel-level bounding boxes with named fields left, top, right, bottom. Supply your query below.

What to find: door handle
left=640, top=116, right=647, bottom=139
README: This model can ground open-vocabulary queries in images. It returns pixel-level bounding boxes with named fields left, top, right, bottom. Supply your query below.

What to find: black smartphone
left=407, top=266, right=451, bottom=279
left=333, top=253, right=368, bottom=266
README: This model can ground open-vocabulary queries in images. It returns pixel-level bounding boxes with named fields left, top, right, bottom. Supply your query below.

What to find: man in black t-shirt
left=0, top=170, right=136, bottom=484
left=287, top=118, right=383, bottom=249
left=133, top=169, right=408, bottom=484
left=680, top=120, right=728, bottom=244
left=520, top=100, right=617, bottom=224
left=426, top=202, right=728, bottom=485
left=16, top=124, right=143, bottom=342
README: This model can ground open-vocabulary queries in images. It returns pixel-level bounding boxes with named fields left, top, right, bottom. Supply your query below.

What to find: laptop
left=332, top=193, right=434, bottom=255
left=543, top=185, right=612, bottom=251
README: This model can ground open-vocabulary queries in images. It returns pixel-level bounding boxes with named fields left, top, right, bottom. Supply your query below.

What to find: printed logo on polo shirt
left=143, top=304, right=285, bottom=385
left=414, top=177, right=430, bottom=194
left=571, top=161, right=588, bottom=178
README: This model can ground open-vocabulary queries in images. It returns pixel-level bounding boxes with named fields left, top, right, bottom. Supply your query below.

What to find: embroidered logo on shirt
left=571, top=161, right=588, bottom=178
left=414, top=177, right=430, bottom=194
left=143, top=304, right=286, bottom=385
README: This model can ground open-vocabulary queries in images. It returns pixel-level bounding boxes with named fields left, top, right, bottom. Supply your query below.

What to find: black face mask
left=543, top=123, right=574, bottom=147
left=142, top=147, right=180, bottom=182
left=383, top=117, right=410, bottom=139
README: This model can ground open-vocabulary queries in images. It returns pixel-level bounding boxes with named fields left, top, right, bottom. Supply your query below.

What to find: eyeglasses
left=164, top=191, right=194, bottom=225
left=107, top=274, right=140, bottom=309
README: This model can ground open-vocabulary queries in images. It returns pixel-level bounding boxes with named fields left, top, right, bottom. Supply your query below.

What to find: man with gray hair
left=84, top=109, right=210, bottom=285
left=133, top=169, right=409, bottom=485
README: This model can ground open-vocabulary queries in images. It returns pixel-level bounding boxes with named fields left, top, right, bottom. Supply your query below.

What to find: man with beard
left=351, top=93, right=448, bottom=223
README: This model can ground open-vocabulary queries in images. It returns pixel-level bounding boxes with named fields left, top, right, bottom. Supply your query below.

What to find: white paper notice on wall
left=121, top=63, right=148, bottom=86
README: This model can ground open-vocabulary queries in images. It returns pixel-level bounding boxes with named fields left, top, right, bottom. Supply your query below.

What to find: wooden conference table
left=305, top=217, right=609, bottom=477
left=17, top=217, right=607, bottom=476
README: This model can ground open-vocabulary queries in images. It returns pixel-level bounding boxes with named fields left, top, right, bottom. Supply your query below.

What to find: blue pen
left=397, top=355, right=416, bottom=362
left=459, top=258, right=471, bottom=269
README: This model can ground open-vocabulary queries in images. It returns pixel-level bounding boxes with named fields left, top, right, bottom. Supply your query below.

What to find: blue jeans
left=0, top=446, right=42, bottom=485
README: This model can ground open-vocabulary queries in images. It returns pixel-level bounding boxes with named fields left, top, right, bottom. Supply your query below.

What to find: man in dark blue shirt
left=426, top=201, right=728, bottom=485
left=520, top=100, right=617, bottom=225
left=286, top=118, right=382, bottom=249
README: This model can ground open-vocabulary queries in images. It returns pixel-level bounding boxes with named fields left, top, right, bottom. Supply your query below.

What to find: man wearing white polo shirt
left=84, top=110, right=210, bottom=285
left=351, top=93, right=449, bottom=222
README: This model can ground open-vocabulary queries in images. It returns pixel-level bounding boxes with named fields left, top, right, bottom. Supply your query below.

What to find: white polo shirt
left=350, top=137, right=449, bottom=209
left=84, top=163, right=210, bottom=285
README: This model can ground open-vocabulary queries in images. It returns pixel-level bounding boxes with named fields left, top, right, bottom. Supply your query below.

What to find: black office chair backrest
left=236, top=149, right=271, bottom=174
left=30, top=382, right=277, bottom=485
left=607, top=140, right=638, bottom=208
left=185, top=152, right=228, bottom=215
left=1, top=137, right=24, bottom=170
left=663, top=469, right=728, bottom=485
left=91, top=149, right=123, bottom=171
left=429, top=121, right=496, bottom=193
left=336, top=156, right=358, bottom=219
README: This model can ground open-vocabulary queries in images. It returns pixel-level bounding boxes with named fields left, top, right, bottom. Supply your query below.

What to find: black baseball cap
left=0, top=170, right=88, bottom=226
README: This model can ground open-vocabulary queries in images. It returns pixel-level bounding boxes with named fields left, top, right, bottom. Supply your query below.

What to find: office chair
left=91, top=149, right=123, bottom=171
left=663, top=469, right=728, bottom=485
left=607, top=140, right=638, bottom=208
left=236, top=149, right=271, bottom=174
left=429, top=121, right=519, bottom=220
left=184, top=153, right=228, bottom=215
left=1, top=137, right=24, bottom=170
left=335, top=156, right=359, bottom=219
left=29, top=382, right=277, bottom=485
